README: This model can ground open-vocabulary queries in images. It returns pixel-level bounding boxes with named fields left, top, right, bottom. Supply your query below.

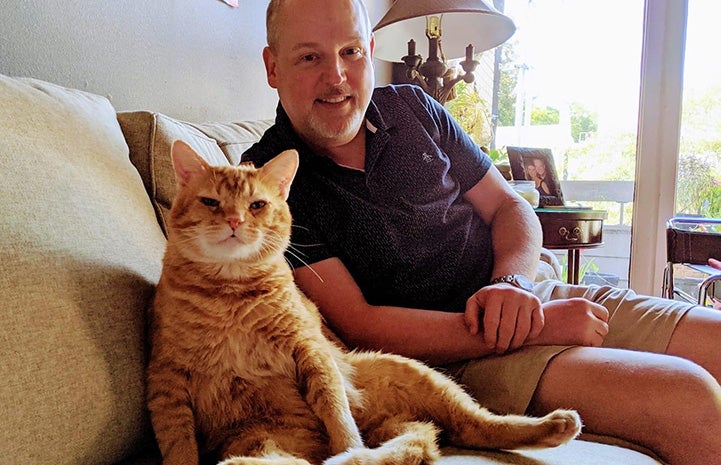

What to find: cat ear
left=171, top=140, right=209, bottom=187
left=260, top=150, right=299, bottom=200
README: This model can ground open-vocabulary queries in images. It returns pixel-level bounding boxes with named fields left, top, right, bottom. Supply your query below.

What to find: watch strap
left=489, top=274, right=534, bottom=291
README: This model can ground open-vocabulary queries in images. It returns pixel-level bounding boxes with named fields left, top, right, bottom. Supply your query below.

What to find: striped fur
left=146, top=141, right=582, bottom=465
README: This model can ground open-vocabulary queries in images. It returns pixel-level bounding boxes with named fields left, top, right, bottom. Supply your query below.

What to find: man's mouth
left=317, top=95, right=351, bottom=104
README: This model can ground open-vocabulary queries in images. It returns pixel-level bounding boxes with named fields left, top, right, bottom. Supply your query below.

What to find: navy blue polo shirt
left=242, top=84, right=494, bottom=313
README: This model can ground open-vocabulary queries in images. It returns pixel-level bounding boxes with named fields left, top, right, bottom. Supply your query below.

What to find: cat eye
left=249, top=200, right=267, bottom=210
left=200, top=197, right=220, bottom=208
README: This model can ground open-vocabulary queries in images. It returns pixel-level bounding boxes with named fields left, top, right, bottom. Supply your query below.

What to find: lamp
left=373, top=0, right=516, bottom=105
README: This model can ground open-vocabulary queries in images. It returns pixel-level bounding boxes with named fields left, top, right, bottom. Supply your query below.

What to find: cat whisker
left=286, top=244, right=308, bottom=258
left=262, top=231, right=323, bottom=283
left=284, top=248, right=324, bottom=283
left=289, top=241, right=323, bottom=249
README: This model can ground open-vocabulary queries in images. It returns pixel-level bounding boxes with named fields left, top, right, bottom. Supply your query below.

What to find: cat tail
left=323, top=419, right=440, bottom=465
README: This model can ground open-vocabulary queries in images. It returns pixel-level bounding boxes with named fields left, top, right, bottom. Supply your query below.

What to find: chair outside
left=662, top=217, right=721, bottom=306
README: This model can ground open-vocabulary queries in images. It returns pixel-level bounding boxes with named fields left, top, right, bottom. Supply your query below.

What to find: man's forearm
left=333, top=304, right=493, bottom=366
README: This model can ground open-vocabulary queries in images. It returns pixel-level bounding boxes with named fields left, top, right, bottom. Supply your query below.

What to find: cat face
left=168, top=140, right=299, bottom=265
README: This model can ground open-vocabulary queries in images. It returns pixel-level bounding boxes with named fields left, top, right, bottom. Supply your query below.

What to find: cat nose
left=227, top=217, right=242, bottom=230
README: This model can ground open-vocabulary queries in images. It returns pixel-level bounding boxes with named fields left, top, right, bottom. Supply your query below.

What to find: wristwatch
left=489, top=274, right=534, bottom=292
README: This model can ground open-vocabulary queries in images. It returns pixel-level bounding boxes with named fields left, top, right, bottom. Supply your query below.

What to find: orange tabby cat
left=146, top=140, right=582, bottom=465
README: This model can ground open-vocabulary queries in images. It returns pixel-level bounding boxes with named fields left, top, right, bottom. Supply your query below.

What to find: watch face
left=514, top=274, right=534, bottom=292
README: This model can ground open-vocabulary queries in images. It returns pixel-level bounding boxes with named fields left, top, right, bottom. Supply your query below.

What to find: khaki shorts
left=441, top=280, right=695, bottom=415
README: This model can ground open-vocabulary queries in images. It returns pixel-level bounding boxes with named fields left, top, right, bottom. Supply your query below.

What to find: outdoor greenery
left=569, top=102, right=598, bottom=143
left=444, top=80, right=493, bottom=148
left=447, top=43, right=721, bottom=220
left=445, top=80, right=508, bottom=165
left=676, top=87, right=721, bottom=218
left=496, top=44, right=519, bottom=127
left=530, top=106, right=559, bottom=125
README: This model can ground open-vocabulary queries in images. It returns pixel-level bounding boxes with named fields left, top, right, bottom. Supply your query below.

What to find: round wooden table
left=534, top=208, right=608, bottom=284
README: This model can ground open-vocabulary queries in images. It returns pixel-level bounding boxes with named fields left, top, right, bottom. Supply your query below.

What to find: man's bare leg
left=666, top=306, right=721, bottom=381
left=527, top=347, right=721, bottom=465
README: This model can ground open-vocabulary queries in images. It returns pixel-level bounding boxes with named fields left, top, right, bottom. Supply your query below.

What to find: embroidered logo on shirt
left=422, top=152, right=434, bottom=163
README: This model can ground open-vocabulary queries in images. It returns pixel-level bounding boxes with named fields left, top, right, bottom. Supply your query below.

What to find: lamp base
left=395, top=54, right=478, bottom=105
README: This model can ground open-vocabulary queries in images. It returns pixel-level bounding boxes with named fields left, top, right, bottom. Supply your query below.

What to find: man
left=243, top=0, right=721, bottom=463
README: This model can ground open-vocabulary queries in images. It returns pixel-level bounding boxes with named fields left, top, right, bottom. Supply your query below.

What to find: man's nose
left=323, top=56, right=346, bottom=85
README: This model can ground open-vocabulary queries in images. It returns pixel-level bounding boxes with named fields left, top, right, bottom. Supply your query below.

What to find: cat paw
left=536, top=409, right=582, bottom=447
left=323, top=447, right=372, bottom=465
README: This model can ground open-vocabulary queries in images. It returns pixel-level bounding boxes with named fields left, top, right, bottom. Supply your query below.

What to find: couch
left=0, top=74, right=665, bottom=465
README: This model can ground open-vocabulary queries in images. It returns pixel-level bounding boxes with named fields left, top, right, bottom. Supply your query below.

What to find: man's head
left=263, top=0, right=375, bottom=151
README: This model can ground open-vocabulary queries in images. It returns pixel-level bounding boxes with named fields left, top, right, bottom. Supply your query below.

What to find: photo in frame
left=506, top=146, right=565, bottom=207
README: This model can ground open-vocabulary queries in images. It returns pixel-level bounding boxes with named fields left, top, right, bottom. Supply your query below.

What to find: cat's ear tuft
left=260, top=150, right=299, bottom=200
left=171, top=140, right=209, bottom=187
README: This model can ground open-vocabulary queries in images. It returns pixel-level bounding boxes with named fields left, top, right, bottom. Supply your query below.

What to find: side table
left=534, top=208, right=608, bottom=284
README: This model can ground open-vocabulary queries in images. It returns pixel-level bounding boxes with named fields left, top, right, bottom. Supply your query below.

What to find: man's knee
left=645, top=356, right=717, bottom=409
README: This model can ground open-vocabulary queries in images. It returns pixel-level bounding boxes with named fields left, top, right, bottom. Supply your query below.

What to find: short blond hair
left=266, top=0, right=372, bottom=51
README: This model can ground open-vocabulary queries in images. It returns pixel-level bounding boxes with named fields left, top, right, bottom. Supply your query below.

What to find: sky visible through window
left=501, top=0, right=644, bottom=135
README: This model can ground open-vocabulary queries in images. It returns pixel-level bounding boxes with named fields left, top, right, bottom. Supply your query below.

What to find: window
left=676, top=0, right=721, bottom=219
left=490, top=0, right=645, bottom=287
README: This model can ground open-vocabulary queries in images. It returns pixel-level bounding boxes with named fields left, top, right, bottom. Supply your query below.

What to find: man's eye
left=300, top=54, right=318, bottom=63
left=250, top=200, right=267, bottom=210
left=200, top=197, right=220, bottom=207
left=343, top=47, right=363, bottom=59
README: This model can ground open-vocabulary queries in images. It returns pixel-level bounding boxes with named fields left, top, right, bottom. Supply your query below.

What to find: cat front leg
left=294, top=343, right=364, bottom=455
left=147, top=363, right=199, bottom=465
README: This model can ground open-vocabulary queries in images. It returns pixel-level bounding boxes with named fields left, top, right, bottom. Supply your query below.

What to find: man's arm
left=462, top=166, right=610, bottom=349
left=460, top=166, right=547, bottom=352
left=295, top=166, right=547, bottom=361
left=462, top=165, right=543, bottom=280
left=294, top=257, right=493, bottom=366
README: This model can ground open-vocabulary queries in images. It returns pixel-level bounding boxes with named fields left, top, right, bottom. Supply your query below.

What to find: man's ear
left=263, top=46, right=279, bottom=89
left=369, top=33, right=375, bottom=59
left=171, top=140, right=209, bottom=187
left=260, top=150, right=299, bottom=200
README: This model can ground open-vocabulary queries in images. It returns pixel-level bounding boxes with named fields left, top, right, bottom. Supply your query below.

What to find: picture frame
left=506, top=146, right=565, bottom=207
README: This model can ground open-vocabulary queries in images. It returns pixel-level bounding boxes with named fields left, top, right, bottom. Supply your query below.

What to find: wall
left=1, top=0, right=391, bottom=123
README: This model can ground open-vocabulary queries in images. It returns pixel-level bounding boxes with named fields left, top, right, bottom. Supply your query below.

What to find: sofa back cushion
left=117, top=111, right=273, bottom=235
left=0, top=75, right=167, bottom=464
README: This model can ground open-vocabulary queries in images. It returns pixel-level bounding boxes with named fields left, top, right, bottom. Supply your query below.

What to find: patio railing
left=560, top=180, right=634, bottom=225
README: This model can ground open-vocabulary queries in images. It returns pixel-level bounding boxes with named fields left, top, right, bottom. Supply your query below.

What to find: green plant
left=485, top=147, right=508, bottom=164
left=676, top=154, right=721, bottom=218
left=559, top=256, right=598, bottom=284
left=530, top=106, right=560, bottom=125
left=445, top=80, right=493, bottom=148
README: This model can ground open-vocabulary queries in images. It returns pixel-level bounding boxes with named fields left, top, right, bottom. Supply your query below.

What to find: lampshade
left=373, top=0, right=516, bottom=62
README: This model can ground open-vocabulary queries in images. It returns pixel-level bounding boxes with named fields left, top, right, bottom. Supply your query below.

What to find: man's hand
left=529, top=298, right=609, bottom=347
left=464, top=284, right=544, bottom=354
left=709, top=258, right=721, bottom=270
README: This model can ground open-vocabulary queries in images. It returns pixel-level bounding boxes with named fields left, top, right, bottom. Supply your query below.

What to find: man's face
left=533, top=158, right=547, bottom=177
left=263, top=0, right=375, bottom=150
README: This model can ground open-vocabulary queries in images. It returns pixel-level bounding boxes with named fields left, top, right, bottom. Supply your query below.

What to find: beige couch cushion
left=117, top=111, right=272, bottom=235
left=0, top=76, right=167, bottom=464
